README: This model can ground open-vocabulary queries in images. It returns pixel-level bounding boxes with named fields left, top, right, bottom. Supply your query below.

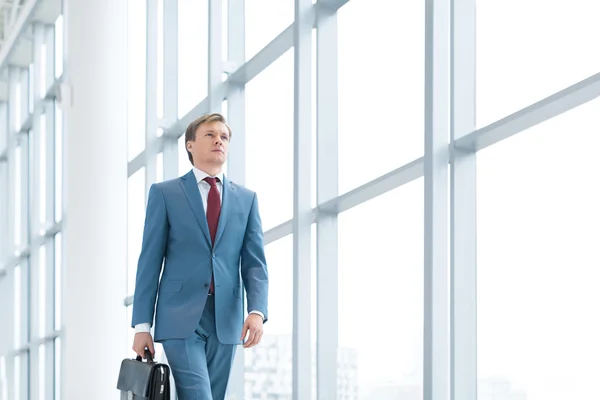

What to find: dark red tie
left=204, top=177, right=220, bottom=293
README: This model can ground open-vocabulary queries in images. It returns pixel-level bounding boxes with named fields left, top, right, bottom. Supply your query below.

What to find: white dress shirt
left=135, top=167, right=263, bottom=334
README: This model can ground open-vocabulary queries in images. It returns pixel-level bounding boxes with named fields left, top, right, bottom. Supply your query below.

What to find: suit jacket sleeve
left=131, top=183, right=169, bottom=328
left=241, top=193, right=269, bottom=322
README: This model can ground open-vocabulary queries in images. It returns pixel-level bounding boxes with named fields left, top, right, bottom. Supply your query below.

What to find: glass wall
left=0, top=8, right=65, bottom=400
left=1, top=0, right=599, bottom=399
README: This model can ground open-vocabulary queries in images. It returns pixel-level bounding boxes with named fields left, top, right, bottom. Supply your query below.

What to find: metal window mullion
left=222, top=0, right=246, bottom=397
left=450, top=0, right=477, bottom=399
left=145, top=0, right=159, bottom=193
left=293, top=0, right=313, bottom=399
left=162, top=0, right=178, bottom=180
left=224, top=0, right=245, bottom=184
left=44, top=99, right=57, bottom=400
left=315, top=3, right=338, bottom=400
left=6, top=65, right=25, bottom=400
left=29, top=36, right=44, bottom=399
left=454, top=72, right=600, bottom=153
left=28, top=37, right=43, bottom=396
left=423, top=0, right=451, bottom=399
left=208, top=0, right=223, bottom=113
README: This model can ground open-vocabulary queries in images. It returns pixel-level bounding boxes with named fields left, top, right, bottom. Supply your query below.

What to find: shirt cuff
left=135, top=323, right=151, bottom=333
left=249, top=310, right=264, bottom=320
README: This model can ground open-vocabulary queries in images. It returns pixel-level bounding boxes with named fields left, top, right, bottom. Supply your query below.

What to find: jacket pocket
left=160, top=279, right=183, bottom=293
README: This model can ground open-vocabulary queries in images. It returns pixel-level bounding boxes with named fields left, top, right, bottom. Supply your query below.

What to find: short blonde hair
left=184, top=112, right=232, bottom=165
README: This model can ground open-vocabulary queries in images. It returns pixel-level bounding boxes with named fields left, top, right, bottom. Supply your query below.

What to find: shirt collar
left=192, top=166, right=224, bottom=184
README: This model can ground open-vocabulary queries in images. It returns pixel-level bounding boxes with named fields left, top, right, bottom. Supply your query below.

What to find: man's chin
left=209, top=154, right=226, bottom=164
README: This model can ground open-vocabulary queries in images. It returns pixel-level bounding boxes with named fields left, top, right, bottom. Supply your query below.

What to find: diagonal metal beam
left=455, top=71, right=600, bottom=152
left=0, top=0, right=38, bottom=71
left=228, top=22, right=294, bottom=86
left=320, top=156, right=424, bottom=214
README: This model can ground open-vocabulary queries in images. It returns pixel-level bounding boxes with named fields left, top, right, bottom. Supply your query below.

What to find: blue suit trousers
left=162, top=295, right=237, bottom=400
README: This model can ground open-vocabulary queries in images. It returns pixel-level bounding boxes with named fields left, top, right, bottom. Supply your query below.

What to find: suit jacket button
left=204, top=283, right=209, bottom=288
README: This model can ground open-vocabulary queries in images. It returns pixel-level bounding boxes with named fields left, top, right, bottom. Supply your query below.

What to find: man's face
left=186, top=120, right=230, bottom=167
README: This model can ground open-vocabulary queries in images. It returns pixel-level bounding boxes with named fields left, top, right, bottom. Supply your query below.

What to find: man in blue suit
left=131, top=112, right=269, bottom=399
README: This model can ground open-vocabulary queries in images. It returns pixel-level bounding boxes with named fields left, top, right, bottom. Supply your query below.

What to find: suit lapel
left=180, top=170, right=212, bottom=246
left=214, top=175, right=234, bottom=248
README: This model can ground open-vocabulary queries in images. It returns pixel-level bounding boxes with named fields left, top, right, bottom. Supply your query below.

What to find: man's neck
left=194, top=163, right=222, bottom=177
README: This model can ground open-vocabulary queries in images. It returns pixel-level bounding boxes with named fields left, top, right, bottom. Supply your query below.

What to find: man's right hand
left=132, top=332, right=155, bottom=359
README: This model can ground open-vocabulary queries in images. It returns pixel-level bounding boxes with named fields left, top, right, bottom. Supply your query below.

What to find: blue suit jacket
left=131, top=170, right=269, bottom=344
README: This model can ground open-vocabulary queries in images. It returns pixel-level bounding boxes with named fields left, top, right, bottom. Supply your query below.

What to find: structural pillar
left=61, top=0, right=128, bottom=398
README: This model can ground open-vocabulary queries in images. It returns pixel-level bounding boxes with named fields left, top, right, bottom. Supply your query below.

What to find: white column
left=423, top=0, right=450, bottom=399
left=61, top=0, right=128, bottom=398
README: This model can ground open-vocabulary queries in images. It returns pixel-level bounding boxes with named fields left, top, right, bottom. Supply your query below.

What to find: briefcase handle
left=135, top=348, right=154, bottom=364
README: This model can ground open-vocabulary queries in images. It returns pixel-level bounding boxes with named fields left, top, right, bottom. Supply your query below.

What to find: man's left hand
left=240, top=314, right=264, bottom=348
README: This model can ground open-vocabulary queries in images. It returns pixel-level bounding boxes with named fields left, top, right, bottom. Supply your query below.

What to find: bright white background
left=125, top=0, right=600, bottom=399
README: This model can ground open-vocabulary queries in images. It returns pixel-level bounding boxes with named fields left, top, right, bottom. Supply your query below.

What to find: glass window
left=28, top=65, right=33, bottom=114
left=126, top=306, right=134, bottom=356
left=156, top=152, right=163, bottom=182
left=221, top=0, right=228, bottom=61
left=54, top=104, right=62, bottom=223
left=54, top=233, right=62, bottom=332
left=337, top=0, right=424, bottom=195
left=244, top=234, right=293, bottom=398
left=14, top=82, right=21, bottom=132
left=10, top=264, right=21, bottom=347
left=157, top=0, right=164, bottom=119
left=245, top=49, right=294, bottom=231
left=54, top=15, right=63, bottom=78
left=54, top=337, right=61, bottom=400
left=477, top=99, right=600, bottom=400
left=14, top=145, right=21, bottom=248
left=0, top=103, right=7, bottom=154
left=13, top=354, right=21, bottom=399
left=127, top=0, right=147, bottom=161
left=178, top=0, right=208, bottom=117
left=245, top=0, right=293, bottom=61
left=178, top=134, right=191, bottom=176
left=38, top=245, right=47, bottom=337
left=39, top=114, right=47, bottom=224
left=476, top=0, right=600, bottom=127
left=311, top=29, right=316, bottom=209
left=38, top=343, right=45, bottom=400
left=127, top=167, right=146, bottom=297
left=40, top=44, right=47, bottom=99
left=0, top=355, right=7, bottom=400
left=338, top=178, right=423, bottom=398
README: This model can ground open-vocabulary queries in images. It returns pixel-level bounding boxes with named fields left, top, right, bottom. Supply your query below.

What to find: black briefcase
left=117, top=349, right=171, bottom=400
